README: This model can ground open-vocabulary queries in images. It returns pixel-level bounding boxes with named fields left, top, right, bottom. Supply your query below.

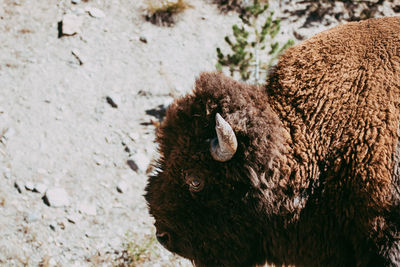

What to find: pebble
left=126, top=159, right=138, bottom=172
left=61, top=14, right=82, bottom=36
left=93, top=154, right=106, bottom=166
left=116, top=180, right=128, bottom=193
left=106, top=95, right=119, bottom=108
left=3, top=168, right=11, bottom=179
left=34, top=183, right=47, bottom=194
left=67, top=213, right=81, bottom=224
left=24, top=212, right=40, bottom=223
left=71, top=49, right=85, bottom=65
left=44, top=188, right=70, bottom=207
left=71, top=0, right=81, bottom=4
left=78, top=202, right=97, bottom=216
left=100, top=182, right=109, bottom=188
left=85, top=7, right=105, bottom=18
left=72, top=8, right=85, bottom=16
left=14, top=181, right=23, bottom=193
left=128, top=132, right=139, bottom=142
left=25, top=182, right=35, bottom=191
left=2, top=127, right=15, bottom=140
left=49, top=222, right=57, bottom=231
left=129, top=152, right=150, bottom=173
left=139, top=36, right=148, bottom=43
left=1, top=127, right=15, bottom=144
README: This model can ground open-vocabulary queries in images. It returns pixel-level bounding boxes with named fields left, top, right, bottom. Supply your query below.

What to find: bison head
left=145, top=72, right=291, bottom=266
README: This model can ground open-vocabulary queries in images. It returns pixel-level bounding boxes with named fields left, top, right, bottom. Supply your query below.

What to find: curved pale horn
left=210, top=113, right=238, bottom=162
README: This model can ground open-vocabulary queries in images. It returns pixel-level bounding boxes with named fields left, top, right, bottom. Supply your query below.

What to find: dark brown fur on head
left=145, top=17, right=400, bottom=266
left=145, top=72, right=291, bottom=266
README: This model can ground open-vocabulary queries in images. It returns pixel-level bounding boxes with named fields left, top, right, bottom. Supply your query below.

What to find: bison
left=145, top=17, right=400, bottom=266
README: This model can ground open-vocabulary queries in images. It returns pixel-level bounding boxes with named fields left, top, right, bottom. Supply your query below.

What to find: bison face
left=145, top=161, right=266, bottom=266
left=145, top=72, right=284, bottom=266
left=145, top=112, right=266, bottom=266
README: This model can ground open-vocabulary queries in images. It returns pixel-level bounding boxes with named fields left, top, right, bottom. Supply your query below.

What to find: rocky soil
left=0, top=0, right=398, bottom=266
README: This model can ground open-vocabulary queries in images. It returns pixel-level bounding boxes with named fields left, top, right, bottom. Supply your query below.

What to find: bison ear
left=210, top=113, right=238, bottom=162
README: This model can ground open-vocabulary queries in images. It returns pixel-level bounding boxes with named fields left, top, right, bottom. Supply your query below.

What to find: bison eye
left=186, top=176, right=204, bottom=192
left=191, top=179, right=201, bottom=189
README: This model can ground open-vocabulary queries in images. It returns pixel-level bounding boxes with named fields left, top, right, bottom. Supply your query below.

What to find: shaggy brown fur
left=145, top=17, right=400, bottom=266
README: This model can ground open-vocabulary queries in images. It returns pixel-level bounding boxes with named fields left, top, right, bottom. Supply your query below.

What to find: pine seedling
left=216, top=0, right=294, bottom=84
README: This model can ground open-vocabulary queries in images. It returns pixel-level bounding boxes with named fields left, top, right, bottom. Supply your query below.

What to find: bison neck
left=260, top=20, right=400, bottom=264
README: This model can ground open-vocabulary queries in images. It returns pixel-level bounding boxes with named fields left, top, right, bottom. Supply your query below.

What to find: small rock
left=3, top=127, right=15, bottom=139
left=25, top=182, right=35, bottom=191
left=71, top=0, right=81, bottom=4
left=72, top=8, right=85, bottom=16
left=67, top=213, right=81, bottom=224
left=116, top=181, right=128, bottom=193
left=126, top=159, right=138, bottom=172
left=85, top=229, right=100, bottom=238
left=14, top=181, right=23, bottom=193
left=49, top=222, right=57, bottom=231
left=106, top=95, right=119, bottom=108
left=85, top=7, right=105, bottom=18
left=34, top=183, right=47, bottom=194
left=100, top=182, right=109, bottom=188
left=60, top=14, right=82, bottom=36
left=123, top=144, right=131, bottom=154
left=139, top=36, right=147, bottom=43
left=293, top=30, right=305, bottom=41
left=1, top=127, right=15, bottom=143
left=3, top=168, right=11, bottom=179
left=43, top=188, right=70, bottom=207
left=93, top=154, right=106, bottom=166
left=71, top=49, right=85, bottom=65
left=129, top=152, right=150, bottom=173
left=78, top=202, right=97, bottom=216
left=128, top=132, right=139, bottom=142
left=24, top=212, right=40, bottom=223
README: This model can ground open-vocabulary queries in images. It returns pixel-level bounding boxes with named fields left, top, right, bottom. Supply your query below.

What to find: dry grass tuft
left=18, top=28, right=32, bottom=34
left=145, top=0, right=193, bottom=26
left=115, top=231, right=159, bottom=266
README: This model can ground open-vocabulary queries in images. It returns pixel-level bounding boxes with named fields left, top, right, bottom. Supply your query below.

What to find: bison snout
left=156, top=232, right=170, bottom=247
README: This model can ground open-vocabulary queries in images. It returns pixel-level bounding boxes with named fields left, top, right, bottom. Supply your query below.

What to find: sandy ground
left=0, top=0, right=398, bottom=266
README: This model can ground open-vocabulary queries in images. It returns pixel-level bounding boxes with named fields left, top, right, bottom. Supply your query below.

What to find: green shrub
left=216, top=0, right=294, bottom=84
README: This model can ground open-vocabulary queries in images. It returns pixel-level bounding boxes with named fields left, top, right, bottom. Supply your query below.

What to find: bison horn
left=210, top=113, right=238, bottom=162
